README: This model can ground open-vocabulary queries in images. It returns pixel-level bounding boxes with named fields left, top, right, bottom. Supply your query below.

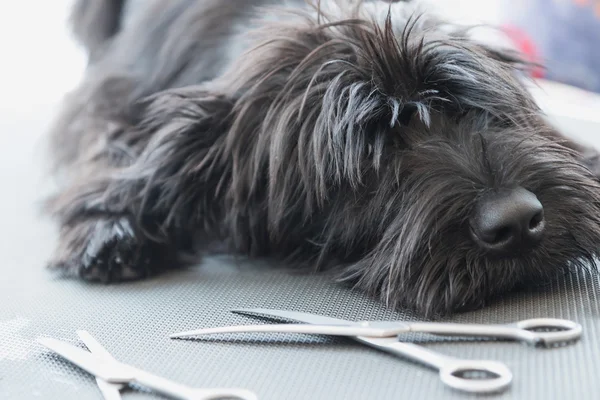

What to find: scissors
left=37, top=330, right=257, bottom=400
left=170, top=309, right=582, bottom=347
left=169, top=309, right=582, bottom=394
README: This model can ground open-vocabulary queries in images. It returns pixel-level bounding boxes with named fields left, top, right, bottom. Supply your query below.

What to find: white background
left=0, top=0, right=499, bottom=113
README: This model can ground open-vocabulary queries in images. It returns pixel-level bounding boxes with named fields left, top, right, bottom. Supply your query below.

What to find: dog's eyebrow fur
left=217, top=1, right=540, bottom=222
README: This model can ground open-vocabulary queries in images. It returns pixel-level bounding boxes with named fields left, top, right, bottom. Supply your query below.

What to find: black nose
left=470, top=187, right=545, bottom=255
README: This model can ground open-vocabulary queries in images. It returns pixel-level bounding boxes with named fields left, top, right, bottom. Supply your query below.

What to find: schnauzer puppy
left=45, top=0, right=600, bottom=317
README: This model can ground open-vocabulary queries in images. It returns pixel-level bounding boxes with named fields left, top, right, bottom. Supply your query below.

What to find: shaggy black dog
left=46, top=0, right=600, bottom=317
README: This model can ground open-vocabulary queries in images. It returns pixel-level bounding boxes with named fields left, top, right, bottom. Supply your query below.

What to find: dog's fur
left=46, top=0, right=600, bottom=317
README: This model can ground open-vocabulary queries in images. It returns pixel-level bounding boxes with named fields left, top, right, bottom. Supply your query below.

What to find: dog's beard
left=337, top=116, right=600, bottom=318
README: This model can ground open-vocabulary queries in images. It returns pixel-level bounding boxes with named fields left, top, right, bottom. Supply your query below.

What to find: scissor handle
left=130, top=365, right=258, bottom=400
left=439, top=360, right=512, bottom=394
left=190, top=388, right=258, bottom=400
left=408, top=318, right=582, bottom=346
left=512, top=318, right=582, bottom=346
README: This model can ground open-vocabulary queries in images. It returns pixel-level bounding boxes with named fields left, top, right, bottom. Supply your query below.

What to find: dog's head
left=198, top=0, right=600, bottom=316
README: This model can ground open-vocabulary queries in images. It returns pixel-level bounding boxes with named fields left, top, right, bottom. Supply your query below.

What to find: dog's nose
left=470, top=187, right=545, bottom=255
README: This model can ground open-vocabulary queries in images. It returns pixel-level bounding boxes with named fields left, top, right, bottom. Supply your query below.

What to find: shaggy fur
left=46, top=0, right=600, bottom=317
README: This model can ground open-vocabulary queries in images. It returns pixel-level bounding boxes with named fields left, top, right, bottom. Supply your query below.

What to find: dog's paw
left=49, top=217, right=155, bottom=283
left=79, top=217, right=153, bottom=282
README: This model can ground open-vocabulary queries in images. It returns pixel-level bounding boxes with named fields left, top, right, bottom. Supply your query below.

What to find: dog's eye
left=398, top=105, right=417, bottom=126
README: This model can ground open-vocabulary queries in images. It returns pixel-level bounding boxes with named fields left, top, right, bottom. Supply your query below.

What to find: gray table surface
left=1, top=99, right=600, bottom=400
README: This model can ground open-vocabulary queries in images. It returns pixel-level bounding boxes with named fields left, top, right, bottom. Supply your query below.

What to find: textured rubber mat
left=2, top=107, right=600, bottom=400
left=2, top=251, right=600, bottom=400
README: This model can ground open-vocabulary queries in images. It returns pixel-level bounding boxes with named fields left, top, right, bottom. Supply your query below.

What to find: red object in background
left=501, top=24, right=545, bottom=79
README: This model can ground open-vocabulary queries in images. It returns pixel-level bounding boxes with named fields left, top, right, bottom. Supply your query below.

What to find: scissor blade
left=37, top=337, right=132, bottom=384
left=77, top=331, right=117, bottom=362
left=76, top=331, right=125, bottom=400
left=232, top=309, right=403, bottom=348
left=96, top=379, right=123, bottom=400
left=231, top=308, right=355, bottom=326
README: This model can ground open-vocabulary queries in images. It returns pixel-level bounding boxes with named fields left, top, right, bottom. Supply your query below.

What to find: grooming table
left=0, top=100, right=600, bottom=400
left=1, top=91, right=600, bottom=400
left=4, top=259, right=600, bottom=400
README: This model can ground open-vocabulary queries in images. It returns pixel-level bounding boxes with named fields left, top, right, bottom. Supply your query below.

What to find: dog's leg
left=50, top=209, right=160, bottom=283
left=47, top=88, right=233, bottom=282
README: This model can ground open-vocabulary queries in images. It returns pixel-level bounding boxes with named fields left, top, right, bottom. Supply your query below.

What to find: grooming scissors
left=77, top=330, right=125, bottom=400
left=170, top=309, right=582, bottom=394
left=37, top=330, right=257, bottom=400
left=171, top=309, right=581, bottom=346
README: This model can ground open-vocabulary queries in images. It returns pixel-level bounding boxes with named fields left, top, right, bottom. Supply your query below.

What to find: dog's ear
left=357, top=17, right=541, bottom=128
left=133, top=86, right=233, bottom=137
left=116, top=86, right=235, bottom=227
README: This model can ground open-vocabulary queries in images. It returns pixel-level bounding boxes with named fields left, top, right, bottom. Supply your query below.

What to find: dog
left=45, top=0, right=600, bottom=318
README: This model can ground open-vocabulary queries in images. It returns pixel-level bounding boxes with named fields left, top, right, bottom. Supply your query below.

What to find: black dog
left=45, top=0, right=600, bottom=317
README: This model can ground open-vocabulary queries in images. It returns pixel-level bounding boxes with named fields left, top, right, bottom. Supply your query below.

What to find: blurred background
left=0, top=0, right=598, bottom=159
left=0, top=0, right=598, bottom=106
left=0, top=0, right=598, bottom=108
left=0, top=1, right=85, bottom=114
left=438, top=0, right=600, bottom=94
left=434, top=0, right=600, bottom=146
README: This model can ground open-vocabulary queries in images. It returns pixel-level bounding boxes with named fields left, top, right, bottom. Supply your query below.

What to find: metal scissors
left=169, top=309, right=582, bottom=394
left=170, top=309, right=582, bottom=347
left=77, top=330, right=126, bottom=400
left=37, top=330, right=257, bottom=400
